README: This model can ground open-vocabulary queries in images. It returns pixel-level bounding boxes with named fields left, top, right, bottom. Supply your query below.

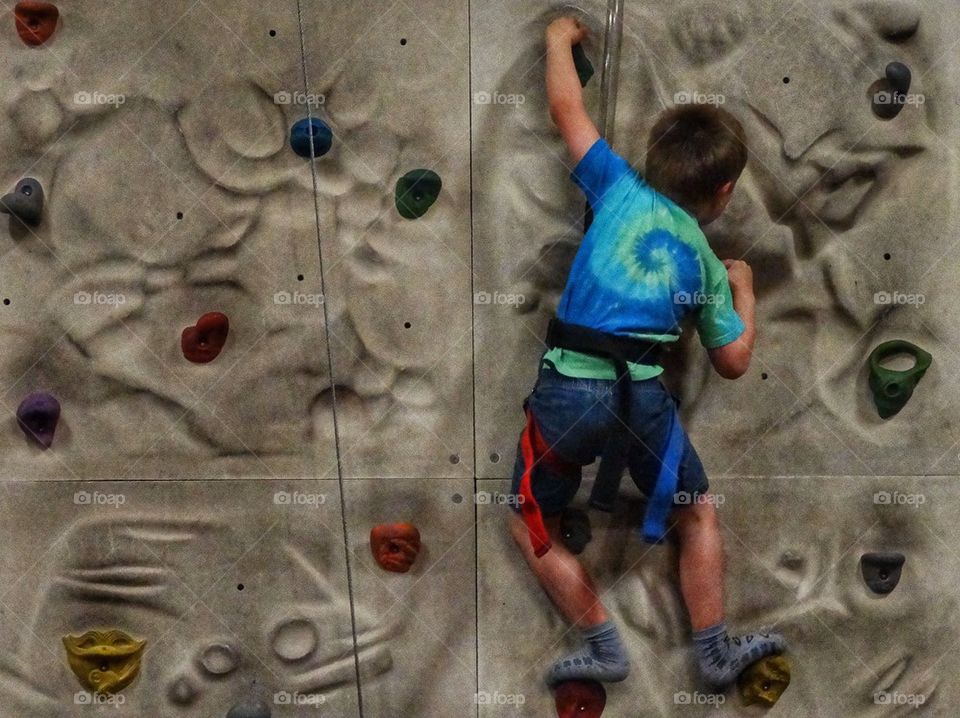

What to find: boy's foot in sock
left=546, top=620, right=630, bottom=687
left=693, top=622, right=786, bottom=688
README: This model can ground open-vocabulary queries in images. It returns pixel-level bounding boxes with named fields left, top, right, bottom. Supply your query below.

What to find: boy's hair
left=645, top=104, right=748, bottom=212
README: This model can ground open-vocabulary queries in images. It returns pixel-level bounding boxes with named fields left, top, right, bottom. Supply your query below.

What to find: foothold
left=559, top=508, right=592, bottom=554
left=1, top=177, right=44, bottom=225
left=370, top=522, right=421, bottom=573
left=181, top=312, right=230, bottom=363
left=199, top=642, right=239, bottom=675
left=16, top=391, right=60, bottom=449
left=14, top=1, right=59, bottom=46
left=395, top=169, right=442, bottom=219
left=871, top=60, right=912, bottom=120
left=62, top=629, right=146, bottom=694
left=738, top=654, right=791, bottom=707
left=860, top=551, right=905, bottom=595
left=572, top=43, right=594, bottom=87
left=289, top=117, right=332, bottom=159
left=885, top=61, right=912, bottom=97
left=867, top=340, right=932, bottom=418
left=554, top=680, right=606, bottom=718
left=226, top=697, right=272, bottom=718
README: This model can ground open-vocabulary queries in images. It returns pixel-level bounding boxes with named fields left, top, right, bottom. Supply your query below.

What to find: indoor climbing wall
left=1, top=0, right=959, bottom=716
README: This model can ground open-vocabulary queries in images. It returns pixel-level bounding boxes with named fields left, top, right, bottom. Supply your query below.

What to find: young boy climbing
left=508, top=16, right=786, bottom=691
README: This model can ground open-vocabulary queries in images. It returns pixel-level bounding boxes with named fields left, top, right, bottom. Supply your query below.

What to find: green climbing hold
left=867, top=340, right=932, bottom=419
left=395, top=169, right=441, bottom=220
left=572, top=43, right=594, bottom=87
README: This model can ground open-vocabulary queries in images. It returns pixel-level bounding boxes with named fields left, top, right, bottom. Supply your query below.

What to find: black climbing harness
left=519, top=318, right=684, bottom=554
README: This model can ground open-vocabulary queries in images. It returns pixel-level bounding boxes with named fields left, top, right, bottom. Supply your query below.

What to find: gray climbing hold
left=1, top=177, right=44, bottom=225
left=860, top=552, right=905, bottom=595
left=16, top=391, right=60, bottom=448
left=560, top=507, right=592, bottom=554
left=871, top=61, right=912, bottom=120
left=226, top=697, right=271, bottom=718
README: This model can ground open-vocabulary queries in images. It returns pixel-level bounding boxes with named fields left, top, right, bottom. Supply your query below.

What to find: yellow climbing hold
left=62, top=629, right=146, bottom=694
left=738, top=654, right=791, bottom=707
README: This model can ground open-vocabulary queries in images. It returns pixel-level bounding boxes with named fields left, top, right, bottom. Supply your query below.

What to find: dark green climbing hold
left=572, top=43, right=594, bottom=87
left=395, top=169, right=441, bottom=219
left=867, top=340, right=932, bottom=419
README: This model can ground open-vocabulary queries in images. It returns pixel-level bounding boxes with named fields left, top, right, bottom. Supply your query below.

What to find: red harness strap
left=518, top=406, right=556, bottom=558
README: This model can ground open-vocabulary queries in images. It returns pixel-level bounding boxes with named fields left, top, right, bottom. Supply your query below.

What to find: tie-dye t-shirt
left=545, top=139, right=745, bottom=381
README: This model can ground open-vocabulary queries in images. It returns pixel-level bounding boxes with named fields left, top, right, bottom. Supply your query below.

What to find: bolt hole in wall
left=176, top=211, right=183, bottom=220
left=400, top=37, right=407, bottom=45
left=269, top=29, right=276, bottom=37
left=884, top=252, right=891, bottom=260
left=236, top=583, right=244, bottom=591
left=782, top=76, right=790, bottom=84
left=297, top=274, right=304, bottom=281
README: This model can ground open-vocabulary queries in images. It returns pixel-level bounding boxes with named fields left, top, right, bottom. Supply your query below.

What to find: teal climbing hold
left=867, top=340, right=931, bottom=418
left=395, top=169, right=442, bottom=219
left=572, top=43, right=594, bottom=87
left=289, top=118, right=332, bottom=159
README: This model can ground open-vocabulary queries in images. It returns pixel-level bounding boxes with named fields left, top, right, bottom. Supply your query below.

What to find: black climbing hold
left=289, top=117, right=333, bottom=159
left=860, top=551, right=905, bottom=595
left=16, top=391, right=60, bottom=449
left=886, top=61, right=911, bottom=97
left=395, top=169, right=441, bottom=219
left=1, top=177, right=44, bottom=225
left=867, top=340, right=931, bottom=418
left=871, top=61, right=911, bottom=120
left=559, top=507, right=592, bottom=554
left=226, top=697, right=271, bottom=718
left=572, top=43, right=594, bottom=87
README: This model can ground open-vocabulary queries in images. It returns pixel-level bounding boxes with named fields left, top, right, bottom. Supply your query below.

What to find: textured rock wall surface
left=0, top=0, right=957, bottom=715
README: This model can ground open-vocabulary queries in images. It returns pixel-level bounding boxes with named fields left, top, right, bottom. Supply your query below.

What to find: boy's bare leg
left=673, top=497, right=786, bottom=687
left=673, top=500, right=725, bottom=630
left=509, top=511, right=630, bottom=685
left=508, top=512, right=606, bottom=628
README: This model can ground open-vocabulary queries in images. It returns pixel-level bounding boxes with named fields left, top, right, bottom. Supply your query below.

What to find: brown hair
left=644, top=104, right=747, bottom=212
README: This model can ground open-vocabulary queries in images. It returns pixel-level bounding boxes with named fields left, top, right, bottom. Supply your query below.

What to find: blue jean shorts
left=510, top=358, right=708, bottom=516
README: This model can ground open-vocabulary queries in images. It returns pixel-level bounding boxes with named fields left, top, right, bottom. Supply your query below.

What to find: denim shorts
left=510, top=358, right=708, bottom=516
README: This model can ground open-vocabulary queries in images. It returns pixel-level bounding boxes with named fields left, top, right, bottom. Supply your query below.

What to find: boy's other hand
left=723, top=259, right=753, bottom=292
left=546, top=16, right=588, bottom=46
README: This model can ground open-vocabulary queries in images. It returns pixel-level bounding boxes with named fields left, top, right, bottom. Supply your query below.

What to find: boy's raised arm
left=546, top=17, right=600, bottom=164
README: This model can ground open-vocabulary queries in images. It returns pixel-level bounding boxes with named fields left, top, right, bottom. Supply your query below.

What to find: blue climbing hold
left=289, top=118, right=332, bottom=159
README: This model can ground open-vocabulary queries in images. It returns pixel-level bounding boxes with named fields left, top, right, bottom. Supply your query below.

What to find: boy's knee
left=674, top=498, right=719, bottom=536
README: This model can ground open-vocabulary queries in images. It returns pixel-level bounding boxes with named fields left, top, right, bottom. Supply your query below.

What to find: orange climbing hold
left=370, top=523, right=421, bottom=573
left=14, top=1, right=59, bottom=46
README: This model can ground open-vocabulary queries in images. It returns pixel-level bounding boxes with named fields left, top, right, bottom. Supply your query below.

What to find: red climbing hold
left=370, top=523, right=421, bottom=573
left=181, top=312, right=229, bottom=364
left=554, top=680, right=606, bottom=718
left=14, top=1, right=59, bottom=46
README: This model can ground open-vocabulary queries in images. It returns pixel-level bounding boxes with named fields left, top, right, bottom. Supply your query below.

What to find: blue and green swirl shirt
left=547, top=139, right=745, bottom=381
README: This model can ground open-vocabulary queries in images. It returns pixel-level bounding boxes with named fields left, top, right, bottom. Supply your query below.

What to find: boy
left=508, top=16, right=786, bottom=690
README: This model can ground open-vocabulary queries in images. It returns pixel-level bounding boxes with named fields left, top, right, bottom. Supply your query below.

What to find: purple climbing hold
left=16, top=391, right=60, bottom=448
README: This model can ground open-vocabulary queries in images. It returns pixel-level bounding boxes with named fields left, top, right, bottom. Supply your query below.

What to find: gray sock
left=546, top=620, right=631, bottom=687
left=693, top=622, right=786, bottom=687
